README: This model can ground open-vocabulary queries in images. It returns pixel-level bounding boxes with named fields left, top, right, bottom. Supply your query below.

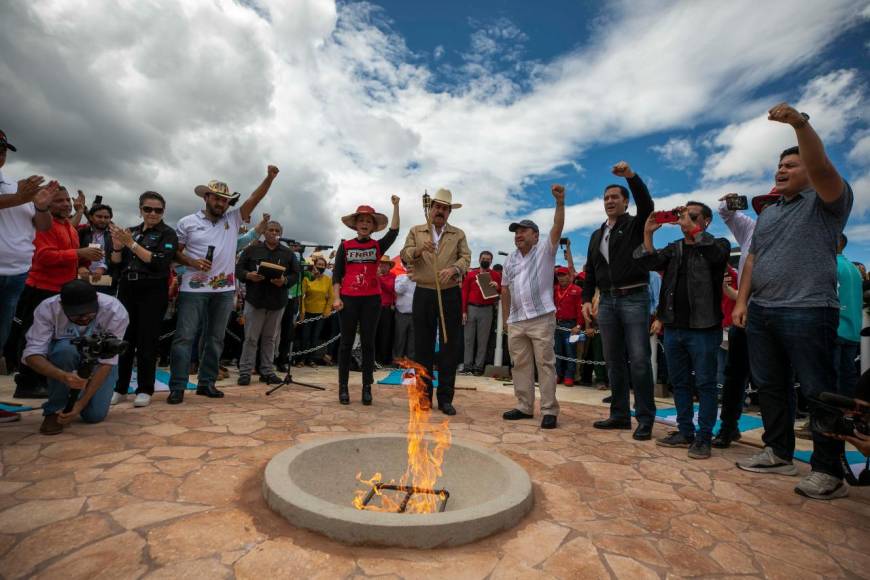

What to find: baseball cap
left=555, top=266, right=570, bottom=275
left=0, top=130, right=16, bottom=152
left=508, top=219, right=539, bottom=233
left=60, top=280, right=99, bottom=319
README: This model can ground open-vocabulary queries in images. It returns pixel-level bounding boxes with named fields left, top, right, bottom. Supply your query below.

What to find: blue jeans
left=0, top=272, right=28, bottom=353
left=169, top=291, right=235, bottom=391
left=554, top=320, right=577, bottom=379
left=43, top=340, right=117, bottom=421
left=663, top=327, right=721, bottom=442
left=832, top=338, right=859, bottom=398
left=597, top=291, right=656, bottom=425
left=747, top=304, right=844, bottom=478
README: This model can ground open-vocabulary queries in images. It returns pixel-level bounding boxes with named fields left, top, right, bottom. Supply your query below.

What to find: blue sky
left=3, top=0, right=869, bottom=268
left=366, top=0, right=870, bottom=264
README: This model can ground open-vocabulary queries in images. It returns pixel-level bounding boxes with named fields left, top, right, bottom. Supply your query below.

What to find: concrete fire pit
left=263, top=433, right=534, bottom=548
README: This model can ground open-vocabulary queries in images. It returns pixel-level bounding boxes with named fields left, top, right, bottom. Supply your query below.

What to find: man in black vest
left=582, top=161, right=656, bottom=440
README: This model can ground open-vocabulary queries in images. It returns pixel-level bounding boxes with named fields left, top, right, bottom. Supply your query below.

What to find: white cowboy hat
left=430, top=188, right=462, bottom=209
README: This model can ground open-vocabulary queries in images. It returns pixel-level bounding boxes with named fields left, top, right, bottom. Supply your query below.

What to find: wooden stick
left=423, top=193, right=448, bottom=343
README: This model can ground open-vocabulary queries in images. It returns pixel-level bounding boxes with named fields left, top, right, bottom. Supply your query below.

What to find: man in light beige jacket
left=400, top=189, right=471, bottom=415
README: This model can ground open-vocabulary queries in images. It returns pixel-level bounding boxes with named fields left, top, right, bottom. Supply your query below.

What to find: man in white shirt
left=0, top=130, right=53, bottom=368
left=392, top=260, right=416, bottom=361
left=23, top=280, right=129, bottom=435
left=501, top=184, right=566, bottom=429
left=167, top=165, right=279, bottom=404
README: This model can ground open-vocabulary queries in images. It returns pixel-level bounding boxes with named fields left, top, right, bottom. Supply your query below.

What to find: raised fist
left=768, top=103, right=808, bottom=128
left=611, top=161, right=635, bottom=178
left=267, top=165, right=280, bottom=178
left=551, top=184, right=565, bottom=203
left=391, top=195, right=400, bottom=206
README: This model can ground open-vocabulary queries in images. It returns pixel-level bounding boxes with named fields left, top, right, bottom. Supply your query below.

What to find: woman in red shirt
left=332, top=196, right=400, bottom=405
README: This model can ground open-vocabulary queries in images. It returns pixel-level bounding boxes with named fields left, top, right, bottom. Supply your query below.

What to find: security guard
left=108, top=191, right=179, bottom=407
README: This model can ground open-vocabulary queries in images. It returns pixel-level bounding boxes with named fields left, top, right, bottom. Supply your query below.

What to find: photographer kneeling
left=23, top=279, right=129, bottom=435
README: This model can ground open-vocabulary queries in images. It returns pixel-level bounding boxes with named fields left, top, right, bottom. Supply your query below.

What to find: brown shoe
left=40, top=414, right=63, bottom=436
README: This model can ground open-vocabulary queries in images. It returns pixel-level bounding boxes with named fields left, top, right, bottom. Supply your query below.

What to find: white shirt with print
left=0, top=169, right=37, bottom=276
left=176, top=207, right=243, bottom=293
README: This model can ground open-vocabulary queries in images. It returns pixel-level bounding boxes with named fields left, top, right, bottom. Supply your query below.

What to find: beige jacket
left=400, top=223, right=471, bottom=290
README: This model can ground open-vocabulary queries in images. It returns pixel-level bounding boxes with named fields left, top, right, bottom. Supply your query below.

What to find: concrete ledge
left=263, top=433, right=534, bottom=548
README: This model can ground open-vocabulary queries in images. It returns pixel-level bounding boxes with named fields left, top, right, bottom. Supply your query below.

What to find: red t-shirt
left=461, top=268, right=502, bottom=313
left=27, top=218, right=80, bottom=292
left=554, top=283, right=584, bottom=324
left=378, top=272, right=396, bottom=307
left=338, top=237, right=382, bottom=297
left=721, top=264, right=738, bottom=328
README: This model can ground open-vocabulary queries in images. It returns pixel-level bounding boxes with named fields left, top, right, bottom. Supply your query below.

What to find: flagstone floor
left=1, top=369, right=868, bottom=579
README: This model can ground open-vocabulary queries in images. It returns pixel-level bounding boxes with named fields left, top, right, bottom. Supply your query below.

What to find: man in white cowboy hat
left=400, top=188, right=471, bottom=415
left=167, top=165, right=279, bottom=404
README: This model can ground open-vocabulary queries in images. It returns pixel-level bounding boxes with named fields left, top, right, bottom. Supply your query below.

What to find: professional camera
left=63, top=333, right=128, bottom=413
left=810, top=392, right=869, bottom=437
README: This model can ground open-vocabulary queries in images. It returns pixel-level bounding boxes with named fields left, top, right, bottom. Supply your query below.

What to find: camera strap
left=64, top=319, right=97, bottom=341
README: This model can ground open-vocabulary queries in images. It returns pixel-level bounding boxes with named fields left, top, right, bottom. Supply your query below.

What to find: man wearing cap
left=501, top=185, right=566, bottom=429
left=400, top=189, right=471, bottom=415
left=462, top=251, right=501, bottom=376
left=732, top=104, right=853, bottom=500
left=167, top=165, right=279, bottom=404
left=22, top=279, right=129, bottom=435
left=583, top=161, right=656, bottom=441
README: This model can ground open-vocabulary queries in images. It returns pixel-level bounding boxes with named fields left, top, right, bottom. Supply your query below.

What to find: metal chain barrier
left=289, top=332, right=341, bottom=358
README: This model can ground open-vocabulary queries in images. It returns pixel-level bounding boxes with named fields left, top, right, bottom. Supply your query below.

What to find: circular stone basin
left=263, top=433, right=533, bottom=548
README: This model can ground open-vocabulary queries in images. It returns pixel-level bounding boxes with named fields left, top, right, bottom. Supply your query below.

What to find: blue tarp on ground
left=377, top=369, right=439, bottom=387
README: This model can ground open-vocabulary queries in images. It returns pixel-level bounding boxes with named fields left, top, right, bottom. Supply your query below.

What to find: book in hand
left=476, top=271, right=499, bottom=300
left=256, top=261, right=286, bottom=280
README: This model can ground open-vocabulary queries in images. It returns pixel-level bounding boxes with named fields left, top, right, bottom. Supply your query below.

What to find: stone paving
left=1, top=369, right=869, bottom=579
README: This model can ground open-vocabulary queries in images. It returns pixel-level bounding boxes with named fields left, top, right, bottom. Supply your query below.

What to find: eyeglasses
left=141, top=206, right=165, bottom=214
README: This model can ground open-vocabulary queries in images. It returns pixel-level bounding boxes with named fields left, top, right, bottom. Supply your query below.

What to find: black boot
left=362, top=385, right=372, bottom=406
left=339, top=384, right=350, bottom=405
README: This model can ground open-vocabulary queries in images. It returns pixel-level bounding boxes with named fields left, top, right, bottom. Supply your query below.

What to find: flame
left=353, top=359, right=452, bottom=513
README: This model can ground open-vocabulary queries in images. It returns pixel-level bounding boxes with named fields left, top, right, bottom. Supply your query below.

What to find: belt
left=123, top=271, right=164, bottom=282
left=603, top=284, right=648, bottom=297
left=468, top=302, right=492, bottom=308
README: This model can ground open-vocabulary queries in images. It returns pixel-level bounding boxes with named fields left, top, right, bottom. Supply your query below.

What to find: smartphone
left=726, top=195, right=748, bottom=211
left=93, top=195, right=103, bottom=205
left=653, top=210, right=680, bottom=224
left=559, top=237, right=569, bottom=246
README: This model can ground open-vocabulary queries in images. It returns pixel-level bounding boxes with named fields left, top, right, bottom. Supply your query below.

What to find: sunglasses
left=141, top=206, right=165, bottom=214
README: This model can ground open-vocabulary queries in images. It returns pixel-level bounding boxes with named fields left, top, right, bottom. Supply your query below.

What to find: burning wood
left=353, top=359, right=452, bottom=513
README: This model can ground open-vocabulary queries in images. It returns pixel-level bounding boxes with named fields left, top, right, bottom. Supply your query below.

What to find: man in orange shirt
left=14, top=185, right=103, bottom=398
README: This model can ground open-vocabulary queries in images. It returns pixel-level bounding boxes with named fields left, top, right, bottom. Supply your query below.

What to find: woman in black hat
left=332, top=196, right=400, bottom=405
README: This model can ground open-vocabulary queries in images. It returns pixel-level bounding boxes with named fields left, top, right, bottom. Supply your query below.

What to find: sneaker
left=39, top=413, right=63, bottom=435
left=712, top=429, right=741, bottom=449
left=0, top=409, right=21, bottom=423
left=656, top=431, right=695, bottom=448
left=735, top=446, right=798, bottom=476
left=132, top=393, right=151, bottom=407
left=110, top=392, right=125, bottom=406
left=237, top=375, right=251, bottom=386
left=563, top=377, right=574, bottom=386
left=688, top=439, right=712, bottom=459
left=262, top=374, right=284, bottom=386
left=794, top=471, right=849, bottom=500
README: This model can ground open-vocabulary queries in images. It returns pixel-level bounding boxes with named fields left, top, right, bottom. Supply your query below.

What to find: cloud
left=702, top=69, right=866, bottom=182
left=1, top=0, right=868, bottom=257
left=848, top=133, right=870, bottom=165
left=651, top=137, right=698, bottom=171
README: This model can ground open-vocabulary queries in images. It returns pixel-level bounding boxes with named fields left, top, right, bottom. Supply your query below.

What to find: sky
left=1, top=0, right=869, bottom=267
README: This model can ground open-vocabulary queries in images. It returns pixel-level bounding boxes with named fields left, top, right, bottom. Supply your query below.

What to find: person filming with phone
left=635, top=203, right=731, bottom=459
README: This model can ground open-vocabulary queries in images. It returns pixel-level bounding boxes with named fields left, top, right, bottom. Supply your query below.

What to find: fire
left=353, top=359, right=452, bottom=513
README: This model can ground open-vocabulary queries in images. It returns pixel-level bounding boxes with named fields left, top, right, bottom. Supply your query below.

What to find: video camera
left=812, top=392, right=870, bottom=437
left=62, top=332, right=128, bottom=413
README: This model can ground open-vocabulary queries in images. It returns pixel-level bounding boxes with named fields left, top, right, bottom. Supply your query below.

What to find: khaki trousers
left=508, top=313, right=559, bottom=416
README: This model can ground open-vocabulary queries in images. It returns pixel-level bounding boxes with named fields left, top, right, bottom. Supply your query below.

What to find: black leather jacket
left=633, top=233, right=731, bottom=328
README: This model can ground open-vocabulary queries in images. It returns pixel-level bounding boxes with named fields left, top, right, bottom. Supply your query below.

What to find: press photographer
left=22, top=279, right=129, bottom=435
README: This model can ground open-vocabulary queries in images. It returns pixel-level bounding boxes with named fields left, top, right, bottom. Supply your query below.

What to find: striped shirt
left=503, top=235, right=557, bottom=323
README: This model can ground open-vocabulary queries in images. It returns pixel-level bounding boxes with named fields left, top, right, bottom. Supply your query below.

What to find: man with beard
left=582, top=161, right=656, bottom=441
left=400, top=189, right=471, bottom=415
left=14, top=183, right=104, bottom=398
left=167, top=166, right=279, bottom=404
left=77, top=202, right=117, bottom=294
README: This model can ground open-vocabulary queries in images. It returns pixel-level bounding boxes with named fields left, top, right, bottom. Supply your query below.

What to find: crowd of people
left=0, top=101, right=867, bottom=502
